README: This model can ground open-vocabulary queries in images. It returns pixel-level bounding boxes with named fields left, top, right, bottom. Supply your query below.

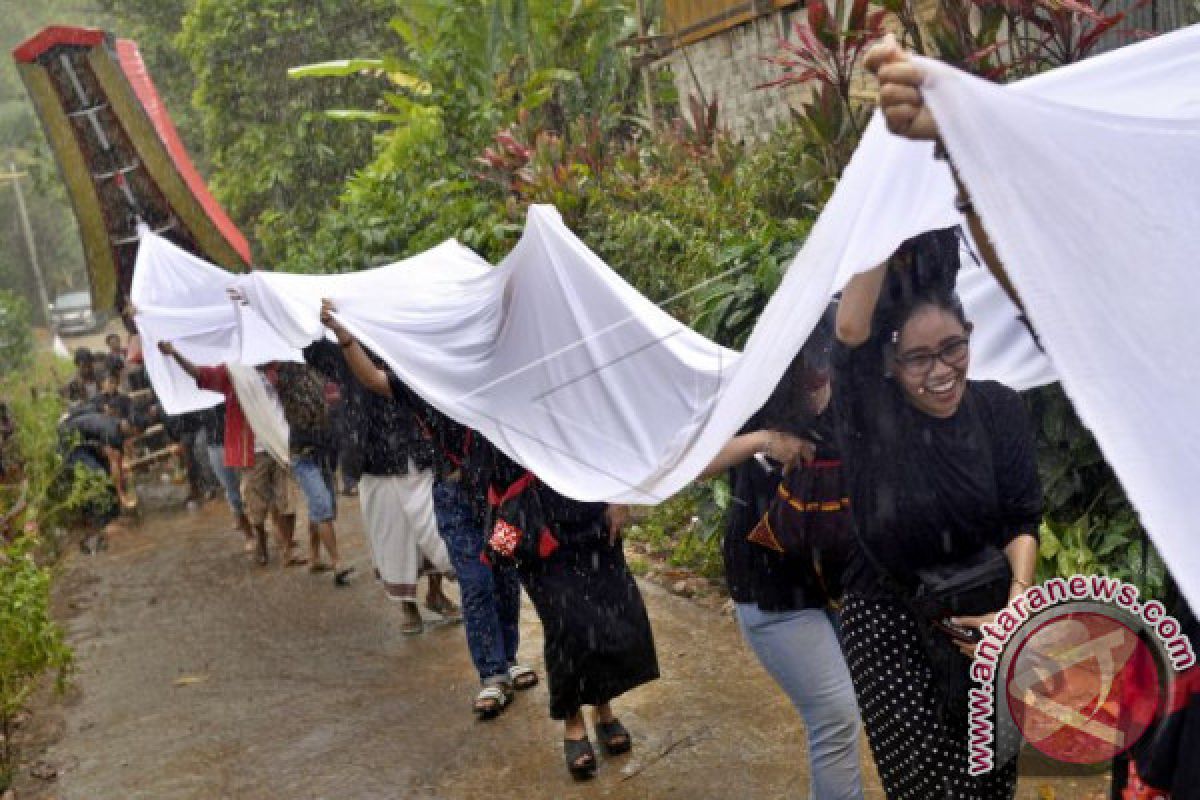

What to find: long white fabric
left=132, top=25, right=1200, bottom=608
left=131, top=229, right=301, bottom=415
left=918, top=39, right=1200, bottom=610
left=226, top=363, right=290, bottom=467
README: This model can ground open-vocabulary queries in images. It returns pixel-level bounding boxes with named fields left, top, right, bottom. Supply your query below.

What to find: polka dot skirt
left=841, top=594, right=1016, bottom=800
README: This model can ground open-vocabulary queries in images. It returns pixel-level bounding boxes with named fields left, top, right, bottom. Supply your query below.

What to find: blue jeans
left=433, top=480, right=521, bottom=684
left=291, top=455, right=335, bottom=524
left=206, top=443, right=243, bottom=516
left=736, top=604, right=864, bottom=800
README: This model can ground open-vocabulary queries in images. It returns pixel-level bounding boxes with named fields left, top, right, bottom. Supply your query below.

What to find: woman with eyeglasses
left=831, top=224, right=1042, bottom=799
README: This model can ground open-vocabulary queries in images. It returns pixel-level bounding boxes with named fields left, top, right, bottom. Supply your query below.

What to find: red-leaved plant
left=759, top=0, right=888, bottom=109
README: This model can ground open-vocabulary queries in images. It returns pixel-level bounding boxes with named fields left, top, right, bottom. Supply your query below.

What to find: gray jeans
left=736, top=604, right=865, bottom=800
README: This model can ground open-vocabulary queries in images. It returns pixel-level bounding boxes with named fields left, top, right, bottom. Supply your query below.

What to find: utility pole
left=5, top=163, right=52, bottom=326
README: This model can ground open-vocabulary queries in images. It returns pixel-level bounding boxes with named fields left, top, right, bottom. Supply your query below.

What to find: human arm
left=319, top=299, right=392, bottom=398
left=697, top=431, right=815, bottom=481
left=604, top=504, right=630, bottom=546
left=835, top=263, right=888, bottom=348
left=156, top=340, right=201, bottom=382
left=866, top=35, right=1026, bottom=312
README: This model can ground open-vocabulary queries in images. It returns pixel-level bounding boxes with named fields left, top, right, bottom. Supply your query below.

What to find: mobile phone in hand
left=935, top=618, right=982, bottom=644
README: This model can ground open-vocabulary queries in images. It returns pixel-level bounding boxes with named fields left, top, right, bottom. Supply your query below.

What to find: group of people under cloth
left=108, top=39, right=1195, bottom=798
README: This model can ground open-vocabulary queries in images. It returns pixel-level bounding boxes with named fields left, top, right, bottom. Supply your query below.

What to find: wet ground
left=16, top=500, right=1110, bottom=799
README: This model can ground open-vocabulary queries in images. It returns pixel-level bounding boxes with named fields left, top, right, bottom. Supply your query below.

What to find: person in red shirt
left=157, top=341, right=298, bottom=565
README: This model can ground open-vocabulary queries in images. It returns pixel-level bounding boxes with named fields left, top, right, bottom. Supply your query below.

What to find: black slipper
left=596, top=718, right=632, bottom=755
left=334, top=567, right=355, bottom=587
left=564, top=736, right=596, bottom=780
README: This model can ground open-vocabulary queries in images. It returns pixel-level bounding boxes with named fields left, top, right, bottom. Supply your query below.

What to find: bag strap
left=414, top=414, right=474, bottom=470
left=488, top=470, right=537, bottom=508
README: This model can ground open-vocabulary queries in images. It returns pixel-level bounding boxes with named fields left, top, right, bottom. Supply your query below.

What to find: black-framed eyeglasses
left=894, top=335, right=970, bottom=376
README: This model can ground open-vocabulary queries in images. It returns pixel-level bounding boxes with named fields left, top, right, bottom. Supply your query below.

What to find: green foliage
left=625, top=478, right=730, bottom=580
left=1028, top=385, right=1163, bottom=596
left=0, top=535, right=73, bottom=788
left=177, top=0, right=398, bottom=266
left=0, top=291, right=33, bottom=377
left=2, top=354, right=115, bottom=541
left=0, top=358, right=86, bottom=790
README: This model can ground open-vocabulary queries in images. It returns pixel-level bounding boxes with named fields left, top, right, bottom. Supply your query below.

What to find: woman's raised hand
left=865, top=34, right=940, bottom=142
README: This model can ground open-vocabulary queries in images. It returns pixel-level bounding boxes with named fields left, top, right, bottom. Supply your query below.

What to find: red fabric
left=12, top=26, right=105, bottom=62
left=1122, top=761, right=1170, bottom=799
left=113, top=39, right=252, bottom=267
left=488, top=519, right=524, bottom=558
left=195, top=365, right=254, bottom=469
left=323, top=380, right=341, bottom=407
left=537, top=527, right=559, bottom=559
left=487, top=472, right=537, bottom=507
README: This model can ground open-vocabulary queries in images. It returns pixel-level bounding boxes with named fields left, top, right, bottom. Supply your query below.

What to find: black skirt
left=517, top=519, right=659, bottom=720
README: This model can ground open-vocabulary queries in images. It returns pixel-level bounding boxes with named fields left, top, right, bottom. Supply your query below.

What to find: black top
left=91, top=391, right=131, bottom=421
left=61, top=410, right=125, bottom=452
left=413, top=411, right=604, bottom=531
left=276, top=364, right=333, bottom=456
left=202, top=404, right=227, bottom=447
left=303, top=340, right=434, bottom=475
left=723, top=409, right=835, bottom=611
left=832, top=338, right=1042, bottom=598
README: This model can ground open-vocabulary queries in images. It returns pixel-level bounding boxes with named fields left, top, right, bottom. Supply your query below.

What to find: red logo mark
left=1006, top=612, right=1160, bottom=764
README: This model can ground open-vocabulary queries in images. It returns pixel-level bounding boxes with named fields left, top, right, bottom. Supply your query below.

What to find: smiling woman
left=831, top=228, right=1042, bottom=799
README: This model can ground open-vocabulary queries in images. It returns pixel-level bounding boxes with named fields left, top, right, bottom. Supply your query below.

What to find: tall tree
left=178, top=0, right=399, bottom=266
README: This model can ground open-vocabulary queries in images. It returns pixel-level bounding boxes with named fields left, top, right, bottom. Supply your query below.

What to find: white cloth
left=130, top=228, right=301, bottom=415
left=131, top=26, right=1200, bottom=608
left=226, top=364, right=290, bottom=467
left=238, top=207, right=739, bottom=505
left=358, top=469, right=451, bottom=598
left=917, top=33, right=1200, bottom=610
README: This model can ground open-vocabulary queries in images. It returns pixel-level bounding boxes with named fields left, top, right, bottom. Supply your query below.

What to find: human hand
left=949, top=611, right=998, bottom=658
left=605, top=504, right=630, bottom=546
left=320, top=298, right=341, bottom=331
left=865, top=34, right=939, bottom=141
left=763, top=431, right=816, bottom=468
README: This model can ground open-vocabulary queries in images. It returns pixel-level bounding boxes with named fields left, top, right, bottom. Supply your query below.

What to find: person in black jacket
left=699, top=311, right=865, bottom=799
left=301, top=327, right=456, bottom=630
left=834, top=229, right=1041, bottom=800
left=319, top=300, right=657, bottom=780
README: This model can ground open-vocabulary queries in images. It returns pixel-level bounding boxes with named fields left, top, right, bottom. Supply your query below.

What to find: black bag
left=912, top=545, right=1012, bottom=621
left=482, top=471, right=560, bottom=565
left=747, top=457, right=853, bottom=601
left=855, top=536, right=1010, bottom=722
left=913, top=545, right=1011, bottom=721
left=851, top=389, right=1013, bottom=721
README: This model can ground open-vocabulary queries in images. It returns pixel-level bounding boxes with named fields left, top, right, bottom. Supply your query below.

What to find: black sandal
left=334, top=567, right=355, bottom=587
left=564, top=736, right=596, bottom=780
left=596, top=718, right=632, bottom=756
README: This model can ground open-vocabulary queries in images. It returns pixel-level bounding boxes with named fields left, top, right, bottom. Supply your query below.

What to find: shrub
left=0, top=535, right=73, bottom=789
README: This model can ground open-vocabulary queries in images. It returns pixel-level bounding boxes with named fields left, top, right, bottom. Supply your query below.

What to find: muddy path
left=15, top=500, right=1108, bottom=799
